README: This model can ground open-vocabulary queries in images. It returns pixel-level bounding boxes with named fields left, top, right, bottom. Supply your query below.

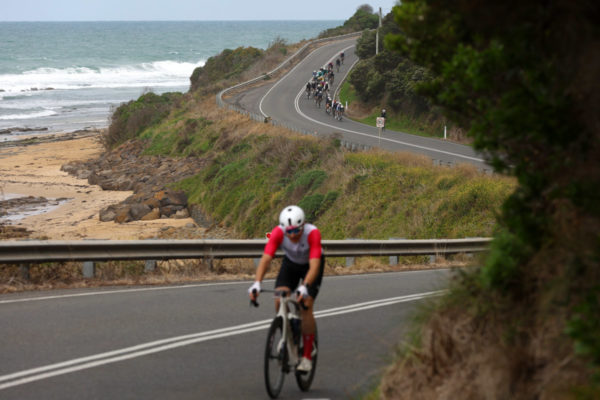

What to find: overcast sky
left=1, top=0, right=398, bottom=21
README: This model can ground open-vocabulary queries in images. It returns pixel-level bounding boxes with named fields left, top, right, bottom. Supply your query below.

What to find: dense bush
left=105, top=91, right=182, bottom=148
left=380, top=0, right=600, bottom=394
left=318, top=4, right=379, bottom=38
left=190, top=46, right=264, bottom=92
left=347, top=10, right=443, bottom=128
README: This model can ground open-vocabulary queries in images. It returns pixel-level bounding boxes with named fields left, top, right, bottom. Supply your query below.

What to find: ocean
left=0, top=20, right=342, bottom=140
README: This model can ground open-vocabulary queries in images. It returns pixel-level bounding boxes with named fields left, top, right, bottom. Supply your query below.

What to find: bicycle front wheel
left=264, top=316, right=286, bottom=398
left=295, top=328, right=318, bottom=391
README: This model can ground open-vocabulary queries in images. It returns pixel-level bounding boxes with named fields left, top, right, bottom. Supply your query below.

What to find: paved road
left=227, top=37, right=489, bottom=171
left=0, top=269, right=449, bottom=399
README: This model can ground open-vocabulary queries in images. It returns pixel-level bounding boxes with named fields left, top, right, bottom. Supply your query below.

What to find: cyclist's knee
left=302, top=296, right=314, bottom=309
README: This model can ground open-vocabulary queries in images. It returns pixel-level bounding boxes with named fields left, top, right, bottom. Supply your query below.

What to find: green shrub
left=105, top=91, right=182, bottom=148
left=190, top=47, right=264, bottom=92
left=299, top=194, right=325, bottom=222
left=319, top=6, right=379, bottom=38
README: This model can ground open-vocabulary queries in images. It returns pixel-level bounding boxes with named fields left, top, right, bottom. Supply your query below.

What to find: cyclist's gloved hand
left=248, top=281, right=261, bottom=299
left=296, top=284, right=309, bottom=300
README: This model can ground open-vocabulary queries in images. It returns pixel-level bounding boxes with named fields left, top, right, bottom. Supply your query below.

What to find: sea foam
left=0, top=60, right=205, bottom=94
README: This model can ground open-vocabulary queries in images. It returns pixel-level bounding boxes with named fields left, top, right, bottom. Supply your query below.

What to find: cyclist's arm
left=255, top=253, right=273, bottom=283
left=255, top=227, right=284, bottom=282
left=303, top=229, right=322, bottom=288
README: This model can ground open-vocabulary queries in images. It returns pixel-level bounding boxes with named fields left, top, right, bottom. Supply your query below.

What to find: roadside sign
left=376, top=117, right=385, bottom=128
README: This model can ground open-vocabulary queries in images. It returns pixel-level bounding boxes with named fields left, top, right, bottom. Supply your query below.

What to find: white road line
left=0, top=290, right=443, bottom=390
left=0, top=281, right=260, bottom=305
left=294, top=88, right=485, bottom=163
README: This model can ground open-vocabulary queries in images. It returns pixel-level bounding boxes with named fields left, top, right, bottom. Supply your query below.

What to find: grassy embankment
left=120, top=92, right=513, bottom=243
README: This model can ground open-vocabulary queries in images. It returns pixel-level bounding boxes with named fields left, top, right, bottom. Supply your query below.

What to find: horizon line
left=0, top=19, right=346, bottom=23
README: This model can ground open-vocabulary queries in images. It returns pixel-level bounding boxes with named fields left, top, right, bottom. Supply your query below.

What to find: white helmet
left=279, top=205, right=305, bottom=231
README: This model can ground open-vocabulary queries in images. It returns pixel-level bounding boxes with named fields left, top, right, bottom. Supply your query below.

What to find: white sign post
left=376, top=117, right=385, bottom=147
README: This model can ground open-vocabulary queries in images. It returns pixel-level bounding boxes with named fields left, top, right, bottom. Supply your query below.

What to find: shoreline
left=0, top=130, right=196, bottom=240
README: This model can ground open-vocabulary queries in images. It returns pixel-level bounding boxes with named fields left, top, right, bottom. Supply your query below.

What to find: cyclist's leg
left=299, top=255, right=325, bottom=357
left=301, top=255, right=325, bottom=335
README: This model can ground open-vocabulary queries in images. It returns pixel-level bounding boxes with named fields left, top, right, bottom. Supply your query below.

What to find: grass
left=127, top=95, right=515, bottom=242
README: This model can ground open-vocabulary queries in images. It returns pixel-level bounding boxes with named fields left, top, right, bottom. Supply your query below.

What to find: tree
left=383, top=0, right=600, bottom=394
left=357, top=4, right=374, bottom=14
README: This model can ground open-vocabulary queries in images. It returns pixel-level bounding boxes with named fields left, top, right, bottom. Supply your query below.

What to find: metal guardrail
left=0, top=238, right=491, bottom=264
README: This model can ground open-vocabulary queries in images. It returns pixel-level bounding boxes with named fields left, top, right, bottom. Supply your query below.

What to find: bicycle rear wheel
left=295, top=328, right=318, bottom=391
left=264, top=317, right=286, bottom=398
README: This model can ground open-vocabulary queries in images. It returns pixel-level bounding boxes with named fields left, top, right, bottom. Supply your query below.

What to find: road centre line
left=0, top=290, right=443, bottom=390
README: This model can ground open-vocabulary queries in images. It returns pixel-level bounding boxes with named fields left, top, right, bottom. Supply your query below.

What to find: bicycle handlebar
left=249, top=289, right=308, bottom=310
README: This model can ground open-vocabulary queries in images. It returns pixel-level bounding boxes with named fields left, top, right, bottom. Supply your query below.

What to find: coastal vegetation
left=318, top=4, right=379, bottom=38
left=376, top=1, right=600, bottom=398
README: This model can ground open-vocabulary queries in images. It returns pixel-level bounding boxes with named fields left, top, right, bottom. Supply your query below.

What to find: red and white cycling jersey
left=264, top=223, right=322, bottom=265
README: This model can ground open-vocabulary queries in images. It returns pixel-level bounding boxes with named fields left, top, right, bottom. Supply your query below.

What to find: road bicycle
left=251, top=289, right=318, bottom=398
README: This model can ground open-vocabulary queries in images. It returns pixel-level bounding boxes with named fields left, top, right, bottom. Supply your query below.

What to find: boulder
left=114, top=208, right=132, bottom=224
left=141, top=208, right=161, bottom=221
left=160, top=205, right=184, bottom=217
left=99, top=208, right=116, bottom=222
left=130, top=203, right=152, bottom=220
left=174, top=209, right=190, bottom=219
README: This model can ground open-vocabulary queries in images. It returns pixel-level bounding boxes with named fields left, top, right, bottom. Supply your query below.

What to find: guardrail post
left=145, top=260, right=157, bottom=272
left=389, top=238, right=403, bottom=265
left=82, top=261, right=95, bottom=278
left=345, top=238, right=358, bottom=267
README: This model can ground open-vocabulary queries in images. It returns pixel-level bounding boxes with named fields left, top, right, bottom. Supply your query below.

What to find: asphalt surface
left=228, top=37, right=490, bottom=171
left=0, top=269, right=450, bottom=399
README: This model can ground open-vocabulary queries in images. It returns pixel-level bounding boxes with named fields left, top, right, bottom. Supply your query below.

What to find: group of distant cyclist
left=304, top=52, right=345, bottom=121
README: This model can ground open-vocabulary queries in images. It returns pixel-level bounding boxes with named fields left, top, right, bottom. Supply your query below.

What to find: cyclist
left=325, top=96, right=332, bottom=115
left=315, top=90, right=323, bottom=108
left=340, top=51, right=345, bottom=64
left=248, top=205, right=325, bottom=373
left=335, top=58, right=341, bottom=72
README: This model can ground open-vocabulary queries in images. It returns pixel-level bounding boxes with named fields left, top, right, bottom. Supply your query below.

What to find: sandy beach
left=0, top=132, right=195, bottom=240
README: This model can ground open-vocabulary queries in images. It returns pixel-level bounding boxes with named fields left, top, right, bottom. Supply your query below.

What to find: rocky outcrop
left=62, top=140, right=207, bottom=223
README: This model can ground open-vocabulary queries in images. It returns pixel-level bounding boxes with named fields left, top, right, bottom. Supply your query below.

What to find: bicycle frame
left=252, top=289, right=303, bottom=370
left=252, top=288, right=317, bottom=398
left=274, top=291, right=303, bottom=370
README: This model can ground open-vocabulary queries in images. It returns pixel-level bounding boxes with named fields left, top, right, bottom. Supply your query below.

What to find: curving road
left=228, top=37, right=489, bottom=171
left=0, top=270, right=449, bottom=399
